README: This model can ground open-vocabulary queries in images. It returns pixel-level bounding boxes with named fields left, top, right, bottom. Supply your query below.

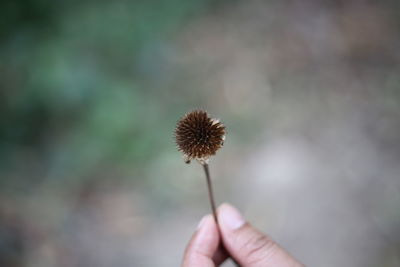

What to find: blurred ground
left=1, top=0, right=400, bottom=266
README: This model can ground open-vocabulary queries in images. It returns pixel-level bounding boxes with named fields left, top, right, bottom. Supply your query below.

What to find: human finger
left=218, top=203, right=304, bottom=267
left=182, top=214, right=227, bottom=266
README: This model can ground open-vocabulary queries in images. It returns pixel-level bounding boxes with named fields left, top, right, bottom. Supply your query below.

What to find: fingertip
left=194, top=214, right=216, bottom=241
left=218, top=203, right=246, bottom=230
left=196, top=214, right=210, bottom=230
left=182, top=214, right=220, bottom=267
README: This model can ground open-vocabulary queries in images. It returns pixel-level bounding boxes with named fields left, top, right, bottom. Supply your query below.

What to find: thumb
left=217, top=203, right=304, bottom=267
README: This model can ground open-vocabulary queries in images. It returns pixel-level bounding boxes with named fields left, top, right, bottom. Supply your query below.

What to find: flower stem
left=203, top=163, right=218, bottom=224
left=202, top=163, right=240, bottom=266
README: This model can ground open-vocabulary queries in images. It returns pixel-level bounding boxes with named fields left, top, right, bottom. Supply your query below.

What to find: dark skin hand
left=182, top=203, right=305, bottom=267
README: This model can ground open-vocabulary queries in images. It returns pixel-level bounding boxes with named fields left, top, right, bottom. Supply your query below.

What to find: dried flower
left=175, top=110, right=225, bottom=164
left=174, top=110, right=237, bottom=265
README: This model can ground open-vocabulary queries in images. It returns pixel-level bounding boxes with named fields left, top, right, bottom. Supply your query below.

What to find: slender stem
left=203, top=163, right=218, bottom=224
left=202, top=163, right=240, bottom=266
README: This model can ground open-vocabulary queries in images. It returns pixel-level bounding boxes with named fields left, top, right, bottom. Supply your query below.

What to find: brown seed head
left=175, top=110, right=226, bottom=163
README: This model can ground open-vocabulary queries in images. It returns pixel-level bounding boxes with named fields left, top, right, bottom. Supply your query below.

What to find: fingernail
left=196, top=215, right=208, bottom=230
left=219, top=203, right=245, bottom=230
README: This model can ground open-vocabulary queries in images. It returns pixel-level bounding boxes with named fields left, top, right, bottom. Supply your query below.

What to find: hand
left=182, top=203, right=305, bottom=267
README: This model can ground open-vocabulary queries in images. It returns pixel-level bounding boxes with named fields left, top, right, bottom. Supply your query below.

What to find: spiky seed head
left=175, top=110, right=226, bottom=164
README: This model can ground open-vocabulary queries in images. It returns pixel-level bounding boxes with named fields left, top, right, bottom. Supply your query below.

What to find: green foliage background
left=0, top=0, right=218, bottom=189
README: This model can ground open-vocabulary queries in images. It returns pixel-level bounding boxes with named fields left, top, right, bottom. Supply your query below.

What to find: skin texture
left=182, top=203, right=305, bottom=267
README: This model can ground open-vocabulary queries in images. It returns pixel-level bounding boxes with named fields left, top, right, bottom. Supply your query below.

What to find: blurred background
left=1, top=0, right=400, bottom=266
